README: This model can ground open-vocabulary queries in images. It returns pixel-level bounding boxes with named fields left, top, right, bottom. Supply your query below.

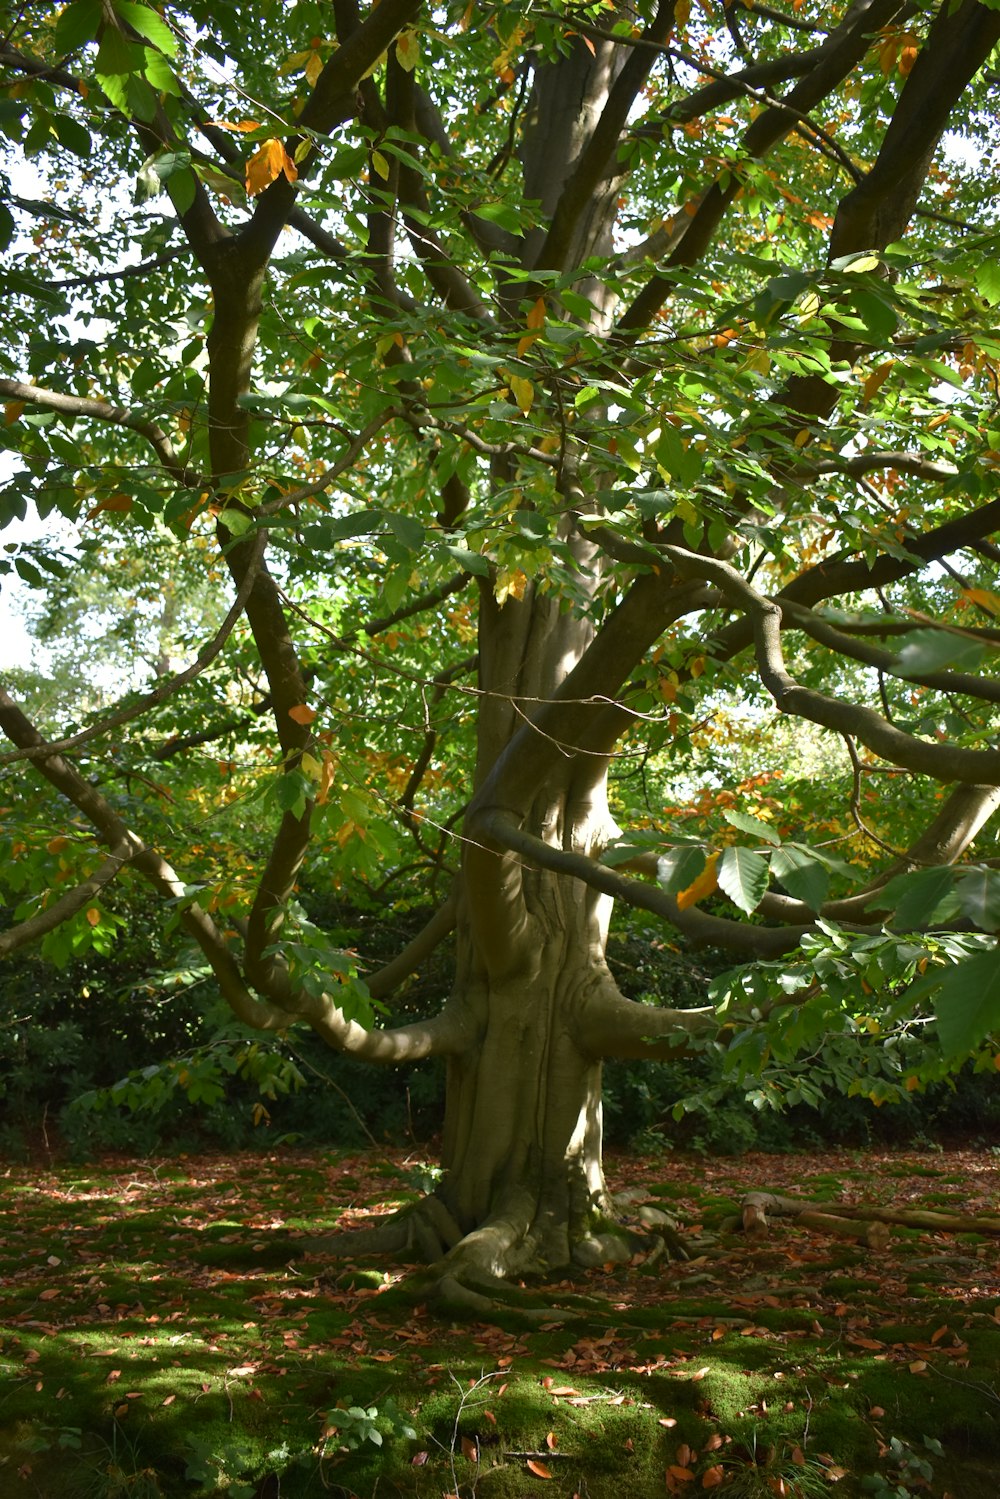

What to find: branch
left=0, top=530, right=267, bottom=768
left=0, top=685, right=286, bottom=1029
left=0, top=378, right=204, bottom=490
left=780, top=597, right=1000, bottom=705
left=477, top=808, right=818, bottom=956
left=0, top=841, right=135, bottom=958
left=366, top=884, right=459, bottom=1000
left=663, top=544, right=1000, bottom=784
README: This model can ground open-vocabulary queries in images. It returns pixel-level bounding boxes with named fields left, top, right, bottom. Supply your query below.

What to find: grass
left=1, top=1146, right=999, bottom=1496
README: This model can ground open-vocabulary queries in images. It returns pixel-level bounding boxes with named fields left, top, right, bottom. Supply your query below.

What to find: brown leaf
left=113, top=1403, right=129, bottom=1419
left=106, top=1370, right=122, bottom=1383
left=667, top=1466, right=695, bottom=1483
left=676, top=1443, right=693, bottom=1467
left=461, top=1436, right=479, bottom=1462
left=411, top=1451, right=429, bottom=1466
left=87, top=494, right=133, bottom=520
left=527, top=1459, right=553, bottom=1478
left=701, top=1467, right=725, bottom=1490
left=39, top=1288, right=60, bottom=1301
left=659, top=1418, right=678, bottom=1428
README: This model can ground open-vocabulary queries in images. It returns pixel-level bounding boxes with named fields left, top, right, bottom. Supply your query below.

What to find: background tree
left=3, top=0, right=1000, bottom=1302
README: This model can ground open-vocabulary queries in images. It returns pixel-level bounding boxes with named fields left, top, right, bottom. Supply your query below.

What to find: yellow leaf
left=288, top=704, right=317, bottom=725
left=371, top=149, right=390, bottom=180
left=317, top=751, right=337, bottom=805
left=863, top=359, right=895, bottom=404
left=300, top=751, right=321, bottom=779
left=246, top=138, right=298, bottom=197
left=526, top=296, right=546, bottom=330
left=4, top=400, right=25, bottom=424
left=508, top=374, right=534, bottom=414
left=494, top=567, right=528, bottom=606
left=305, top=48, right=322, bottom=86
left=844, top=251, right=881, bottom=274
left=963, top=586, right=1000, bottom=617
left=396, top=29, right=419, bottom=72
left=793, top=428, right=811, bottom=447
left=676, top=853, right=719, bottom=912
left=209, top=119, right=263, bottom=133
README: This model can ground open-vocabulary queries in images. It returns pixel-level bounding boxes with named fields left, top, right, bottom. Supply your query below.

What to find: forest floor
left=1, top=1145, right=999, bottom=1499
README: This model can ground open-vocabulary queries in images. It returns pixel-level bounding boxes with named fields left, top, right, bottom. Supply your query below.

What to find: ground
left=1, top=1145, right=999, bottom=1498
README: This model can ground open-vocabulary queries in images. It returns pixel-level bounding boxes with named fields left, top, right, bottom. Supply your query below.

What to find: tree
left=3, top=0, right=1000, bottom=1302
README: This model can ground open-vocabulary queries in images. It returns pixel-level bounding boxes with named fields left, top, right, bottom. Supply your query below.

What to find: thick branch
left=0, top=378, right=203, bottom=490
left=664, top=545, right=1000, bottom=784
left=478, top=809, right=817, bottom=956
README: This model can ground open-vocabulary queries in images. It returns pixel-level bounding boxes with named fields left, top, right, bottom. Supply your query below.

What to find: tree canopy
left=3, top=0, right=1000, bottom=1295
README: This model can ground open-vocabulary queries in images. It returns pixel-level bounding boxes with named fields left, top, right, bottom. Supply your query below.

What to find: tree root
left=294, top=1187, right=694, bottom=1321
left=740, top=1191, right=1000, bottom=1247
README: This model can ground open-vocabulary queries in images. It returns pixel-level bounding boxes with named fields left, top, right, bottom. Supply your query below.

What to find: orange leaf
left=545, top=1431, right=558, bottom=1450
left=87, top=493, right=133, bottom=520
left=676, top=854, right=719, bottom=912
left=461, top=1436, right=479, bottom=1462
left=702, top=1467, right=725, bottom=1490
left=526, top=296, right=546, bottom=330
left=85, top=907, right=101, bottom=926
left=676, top=1444, right=693, bottom=1467
left=909, top=1360, right=928, bottom=1374
left=4, top=400, right=25, bottom=424
left=246, top=137, right=298, bottom=197
left=527, top=1460, right=553, bottom=1478
left=288, top=704, right=317, bottom=725
left=668, top=1466, right=695, bottom=1482
left=210, top=119, right=263, bottom=132
left=39, top=1288, right=60, bottom=1301
left=47, top=836, right=69, bottom=854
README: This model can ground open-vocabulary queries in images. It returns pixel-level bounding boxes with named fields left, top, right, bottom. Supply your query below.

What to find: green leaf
left=304, top=511, right=382, bottom=545
left=976, top=260, right=1000, bottom=307
left=954, top=867, right=1000, bottom=934
left=896, top=628, right=987, bottom=676
left=52, top=114, right=92, bottom=158
left=656, top=844, right=709, bottom=896
left=96, top=28, right=135, bottom=75
left=721, top=808, right=780, bottom=845
left=441, top=544, right=490, bottom=576
left=385, top=512, right=425, bottom=551
left=53, top=0, right=103, bottom=53
left=932, top=948, right=1000, bottom=1057
left=769, top=845, right=830, bottom=912
left=717, top=847, right=770, bottom=914
left=875, top=865, right=961, bottom=930
left=114, top=0, right=178, bottom=56
left=850, top=287, right=898, bottom=340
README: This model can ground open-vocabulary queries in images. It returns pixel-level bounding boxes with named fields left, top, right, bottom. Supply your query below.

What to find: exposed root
left=295, top=1187, right=694, bottom=1321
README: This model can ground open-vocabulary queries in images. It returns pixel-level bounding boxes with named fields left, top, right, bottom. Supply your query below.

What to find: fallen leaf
left=38, top=1289, right=60, bottom=1301
left=461, top=1436, right=479, bottom=1462
left=545, top=1431, right=558, bottom=1450
left=411, top=1451, right=429, bottom=1466
left=527, top=1459, right=553, bottom=1478
left=701, top=1467, right=725, bottom=1490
